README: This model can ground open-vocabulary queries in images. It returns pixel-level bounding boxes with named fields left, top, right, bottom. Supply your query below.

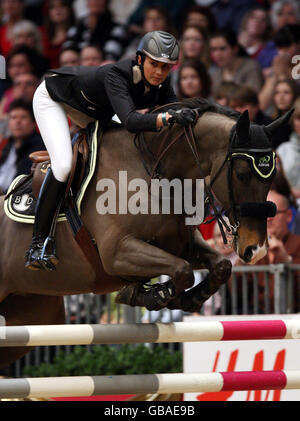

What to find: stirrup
left=25, top=237, right=44, bottom=271
left=39, top=236, right=59, bottom=271
left=25, top=236, right=58, bottom=271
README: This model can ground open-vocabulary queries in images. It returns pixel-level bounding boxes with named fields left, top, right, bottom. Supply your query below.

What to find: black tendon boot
left=25, top=168, right=67, bottom=271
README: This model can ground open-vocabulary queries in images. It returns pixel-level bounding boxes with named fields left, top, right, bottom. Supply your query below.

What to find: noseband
left=134, top=106, right=277, bottom=245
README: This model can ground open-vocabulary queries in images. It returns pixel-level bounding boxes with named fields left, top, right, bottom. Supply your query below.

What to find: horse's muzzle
left=240, top=242, right=268, bottom=264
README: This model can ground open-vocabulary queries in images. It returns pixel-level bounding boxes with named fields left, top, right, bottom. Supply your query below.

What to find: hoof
left=115, top=285, right=138, bottom=306
left=212, top=258, right=232, bottom=281
left=172, top=259, right=232, bottom=313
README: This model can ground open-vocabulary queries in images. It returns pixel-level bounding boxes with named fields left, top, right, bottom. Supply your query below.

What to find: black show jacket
left=45, top=59, right=178, bottom=132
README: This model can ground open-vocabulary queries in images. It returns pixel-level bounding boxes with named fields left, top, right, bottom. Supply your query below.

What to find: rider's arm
left=104, top=67, right=172, bottom=132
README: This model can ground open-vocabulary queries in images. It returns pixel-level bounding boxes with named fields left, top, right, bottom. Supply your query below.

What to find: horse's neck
left=194, top=113, right=235, bottom=175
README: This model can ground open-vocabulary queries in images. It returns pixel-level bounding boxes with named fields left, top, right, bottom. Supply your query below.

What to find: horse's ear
left=264, top=108, right=294, bottom=138
left=235, top=110, right=250, bottom=144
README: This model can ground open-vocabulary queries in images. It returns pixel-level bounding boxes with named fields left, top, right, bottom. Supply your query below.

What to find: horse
left=0, top=98, right=291, bottom=369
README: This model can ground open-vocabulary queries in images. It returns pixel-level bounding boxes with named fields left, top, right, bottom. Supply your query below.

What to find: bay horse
left=0, top=98, right=291, bottom=369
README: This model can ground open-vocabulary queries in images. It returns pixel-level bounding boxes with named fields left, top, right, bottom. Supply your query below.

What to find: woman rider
left=25, top=30, right=197, bottom=271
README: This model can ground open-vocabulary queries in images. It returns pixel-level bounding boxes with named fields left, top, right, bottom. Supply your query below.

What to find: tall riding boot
left=25, top=168, right=67, bottom=271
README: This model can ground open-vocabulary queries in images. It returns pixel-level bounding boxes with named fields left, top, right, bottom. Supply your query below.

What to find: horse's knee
left=211, top=258, right=232, bottom=284
left=173, top=260, right=194, bottom=292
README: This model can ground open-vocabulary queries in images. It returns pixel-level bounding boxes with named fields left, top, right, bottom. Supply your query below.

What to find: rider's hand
left=167, top=108, right=197, bottom=127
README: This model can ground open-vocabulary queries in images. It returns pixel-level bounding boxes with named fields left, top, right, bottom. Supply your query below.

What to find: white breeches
left=33, top=80, right=73, bottom=182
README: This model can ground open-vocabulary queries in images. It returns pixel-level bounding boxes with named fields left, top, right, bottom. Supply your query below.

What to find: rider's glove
left=167, top=108, right=197, bottom=127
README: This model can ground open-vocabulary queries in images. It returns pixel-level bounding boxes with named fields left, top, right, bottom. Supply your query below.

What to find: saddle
left=30, top=129, right=89, bottom=201
left=5, top=122, right=107, bottom=282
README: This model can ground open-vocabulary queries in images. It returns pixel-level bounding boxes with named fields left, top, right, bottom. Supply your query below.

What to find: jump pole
left=1, top=371, right=300, bottom=398
left=1, top=320, right=300, bottom=347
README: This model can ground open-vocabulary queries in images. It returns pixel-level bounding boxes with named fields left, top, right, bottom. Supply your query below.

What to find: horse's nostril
left=244, top=245, right=257, bottom=263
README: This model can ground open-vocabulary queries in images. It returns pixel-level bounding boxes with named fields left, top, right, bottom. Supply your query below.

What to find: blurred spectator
left=260, top=22, right=300, bottom=81
left=0, top=99, right=45, bottom=193
left=108, top=0, right=140, bottom=24
left=181, top=5, right=216, bottom=35
left=210, top=0, right=258, bottom=33
left=5, top=45, right=49, bottom=82
left=0, top=0, right=25, bottom=57
left=58, top=46, right=80, bottom=66
left=229, top=85, right=273, bottom=125
left=276, top=96, right=300, bottom=199
left=271, top=162, right=299, bottom=232
left=180, top=25, right=210, bottom=67
left=230, top=189, right=300, bottom=314
left=11, top=19, right=44, bottom=54
left=209, top=28, right=264, bottom=95
left=177, top=59, right=211, bottom=100
left=273, top=158, right=297, bottom=203
left=274, top=24, right=300, bottom=62
left=80, top=44, right=103, bottom=66
left=238, top=6, right=273, bottom=65
left=43, top=0, right=76, bottom=68
left=265, top=189, right=300, bottom=265
left=121, top=5, right=172, bottom=60
left=23, top=0, right=44, bottom=25
left=259, top=24, right=300, bottom=111
left=64, top=0, right=120, bottom=55
left=270, top=79, right=299, bottom=147
left=214, top=80, right=239, bottom=107
left=171, top=24, right=210, bottom=92
left=270, top=0, right=300, bottom=32
left=127, top=0, right=195, bottom=31
left=0, top=45, right=47, bottom=125
left=0, top=72, right=40, bottom=119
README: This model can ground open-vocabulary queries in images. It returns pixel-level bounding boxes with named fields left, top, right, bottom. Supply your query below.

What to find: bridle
left=134, top=106, right=277, bottom=245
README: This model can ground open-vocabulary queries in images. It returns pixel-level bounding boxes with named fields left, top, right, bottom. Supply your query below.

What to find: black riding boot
left=25, top=168, right=66, bottom=271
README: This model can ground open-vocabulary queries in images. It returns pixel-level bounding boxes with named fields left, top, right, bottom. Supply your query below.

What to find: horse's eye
left=236, top=170, right=252, bottom=184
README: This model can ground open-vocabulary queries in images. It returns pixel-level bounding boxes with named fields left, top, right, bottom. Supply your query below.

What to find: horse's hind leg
left=0, top=294, right=65, bottom=370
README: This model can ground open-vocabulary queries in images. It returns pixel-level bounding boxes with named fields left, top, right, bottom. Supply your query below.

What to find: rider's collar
left=133, top=65, right=142, bottom=84
left=133, top=62, right=158, bottom=91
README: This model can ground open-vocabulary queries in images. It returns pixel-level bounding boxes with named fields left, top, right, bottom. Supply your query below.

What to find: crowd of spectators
left=0, top=0, right=300, bottom=315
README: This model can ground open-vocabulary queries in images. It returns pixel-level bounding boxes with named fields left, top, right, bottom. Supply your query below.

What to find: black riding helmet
left=137, top=31, right=179, bottom=65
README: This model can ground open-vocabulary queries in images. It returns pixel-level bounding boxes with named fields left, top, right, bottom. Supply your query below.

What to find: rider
left=25, top=30, right=197, bottom=271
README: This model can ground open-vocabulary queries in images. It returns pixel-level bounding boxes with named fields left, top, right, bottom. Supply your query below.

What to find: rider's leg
left=25, top=81, right=72, bottom=271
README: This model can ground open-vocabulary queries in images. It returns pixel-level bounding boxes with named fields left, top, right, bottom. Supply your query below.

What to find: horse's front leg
left=167, top=229, right=232, bottom=312
left=99, top=235, right=195, bottom=310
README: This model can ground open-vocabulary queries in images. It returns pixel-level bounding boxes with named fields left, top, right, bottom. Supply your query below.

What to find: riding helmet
left=137, top=31, right=179, bottom=64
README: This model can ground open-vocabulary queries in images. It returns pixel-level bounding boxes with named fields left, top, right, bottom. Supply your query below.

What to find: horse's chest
left=146, top=221, right=191, bottom=256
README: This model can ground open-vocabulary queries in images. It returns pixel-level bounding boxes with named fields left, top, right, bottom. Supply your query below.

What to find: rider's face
left=140, top=56, right=173, bottom=86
